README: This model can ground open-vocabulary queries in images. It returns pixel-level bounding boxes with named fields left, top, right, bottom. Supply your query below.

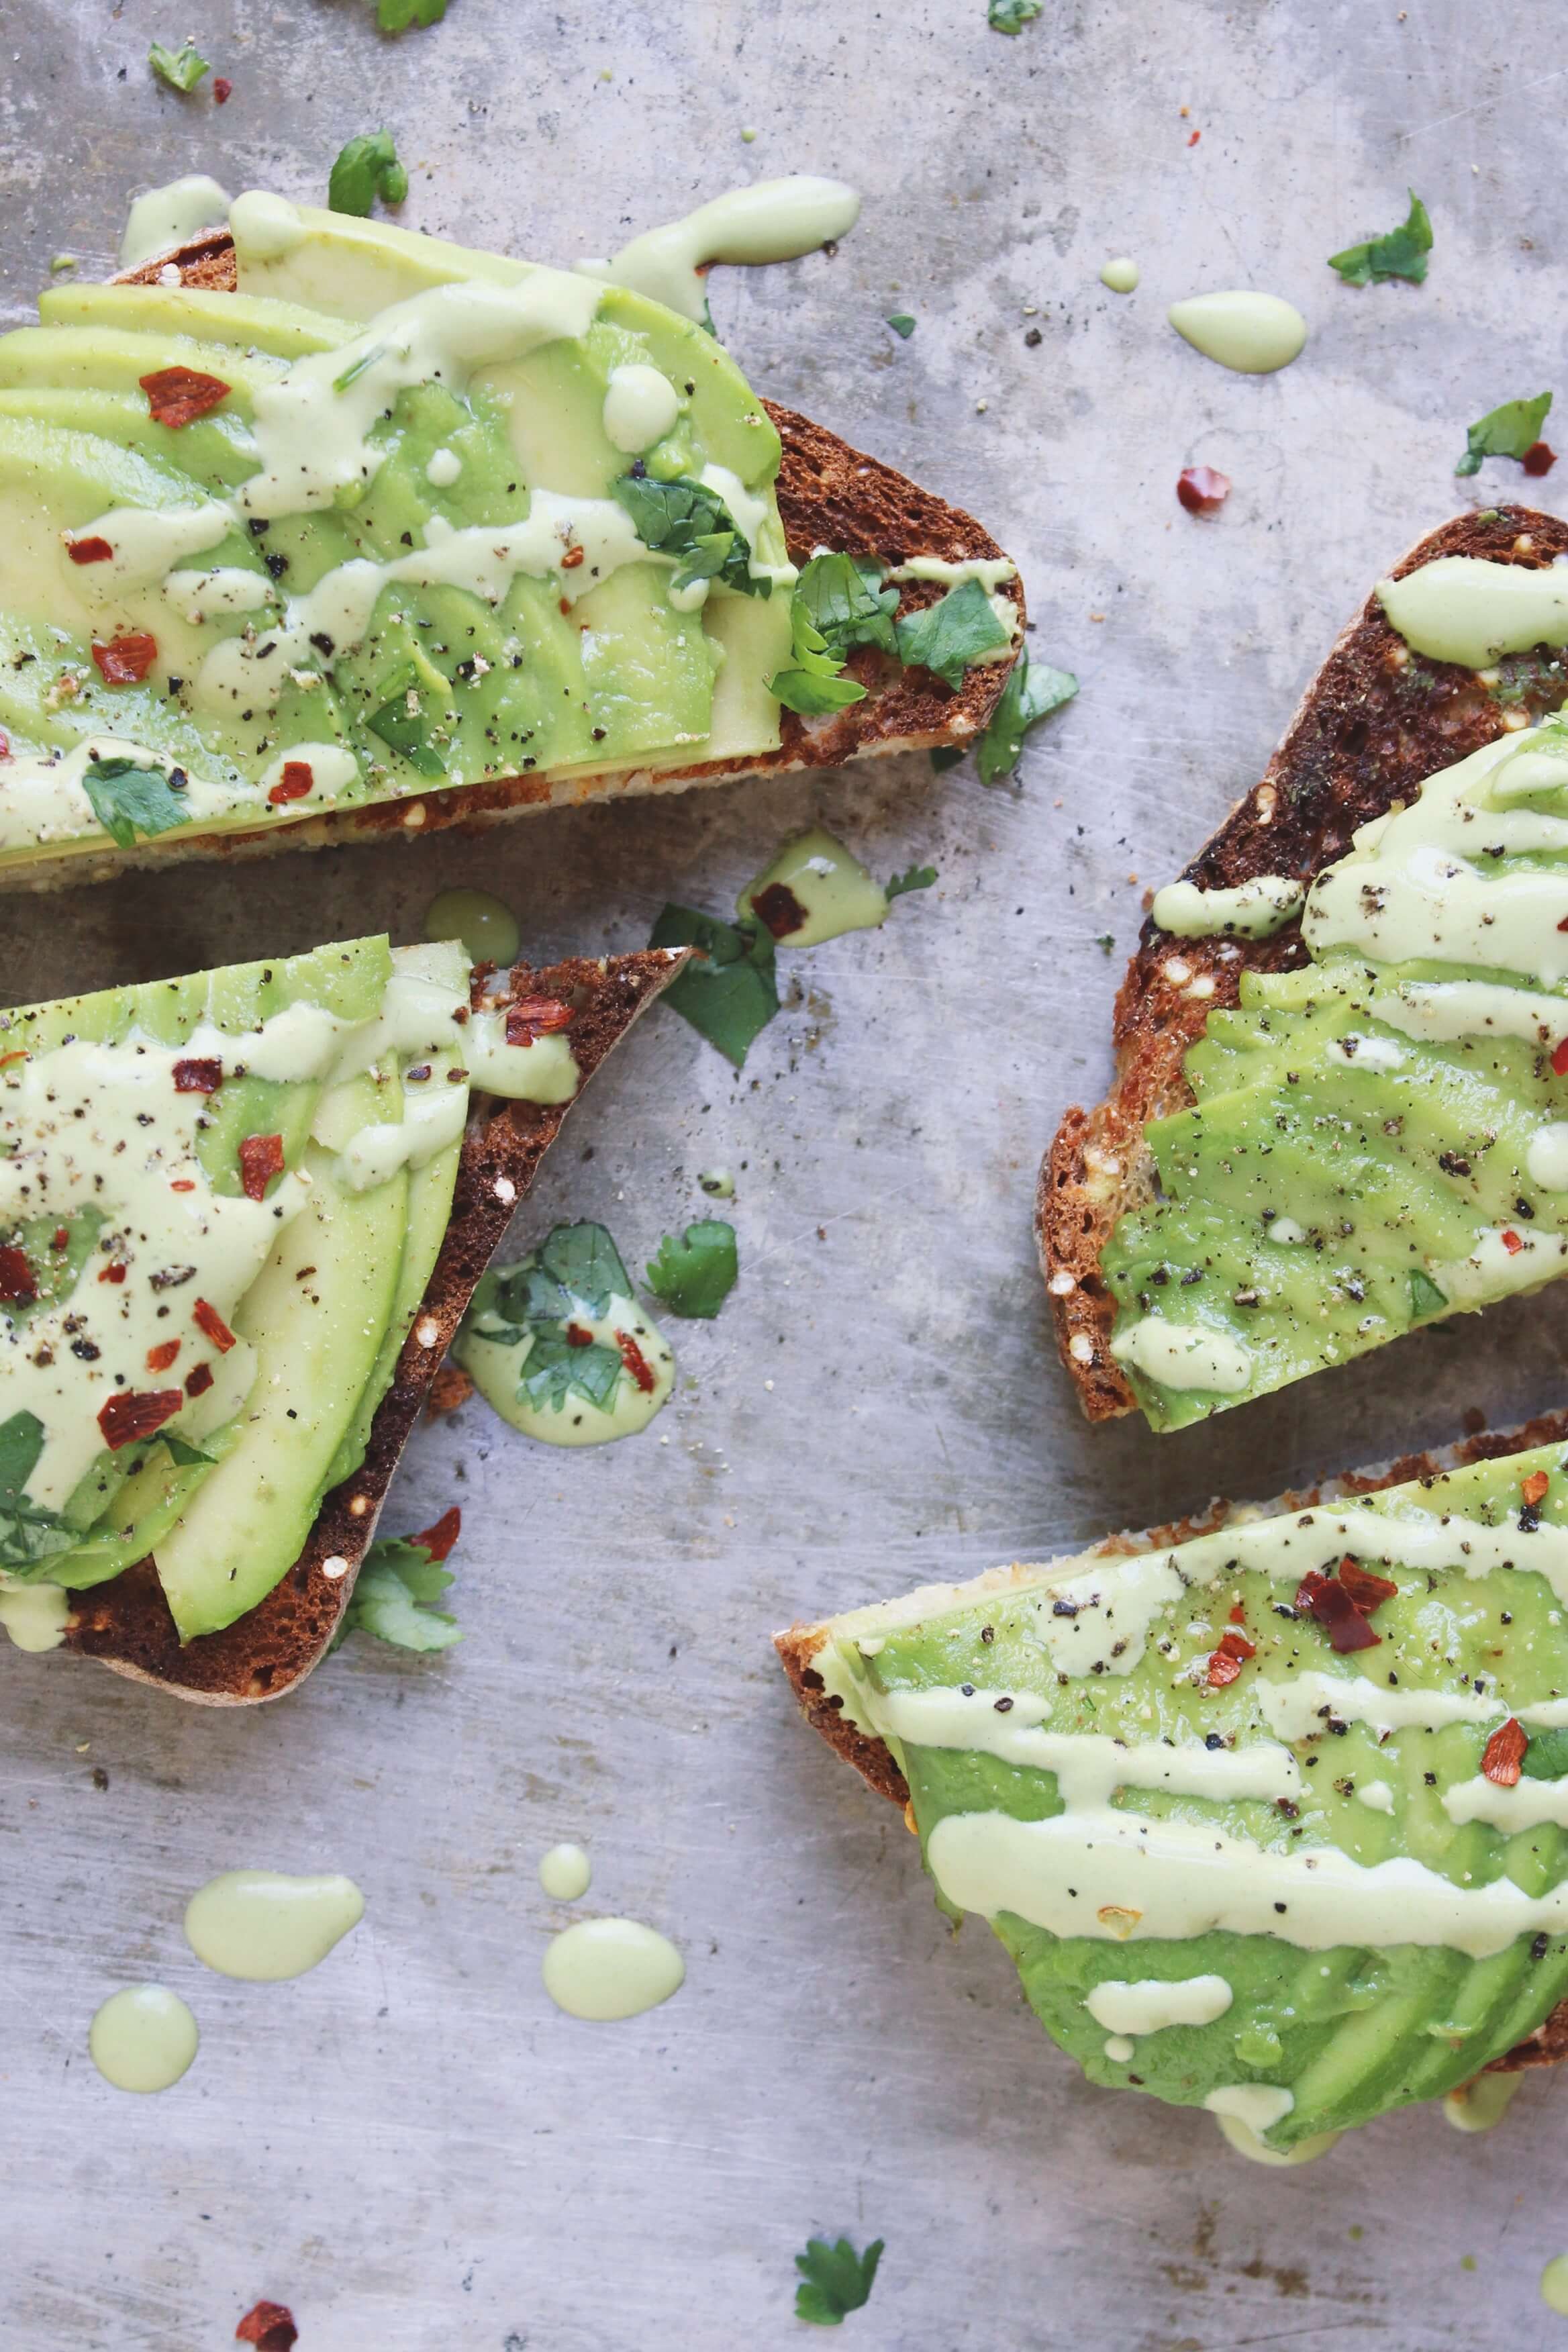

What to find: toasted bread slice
left=776, top=1406, right=1568, bottom=2077
left=0, top=229, right=1021, bottom=891
left=60, top=944, right=679, bottom=1704
left=1038, top=507, right=1568, bottom=1419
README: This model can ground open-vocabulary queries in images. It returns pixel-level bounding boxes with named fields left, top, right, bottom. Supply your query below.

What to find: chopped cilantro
left=1328, top=190, right=1432, bottom=287
left=649, top=904, right=779, bottom=1067
left=335, top=1532, right=460, bottom=1653
left=1408, top=1267, right=1450, bottom=1322
left=376, top=0, right=448, bottom=29
left=469, top=1224, right=639, bottom=1421
left=613, top=475, right=769, bottom=598
left=160, top=1434, right=215, bottom=1467
left=148, top=39, right=209, bottom=91
left=1456, top=391, right=1553, bottom=477
left=332, top=341, right=389, bottom=393
left=367, top=668, right=448, bottom=777
left=895, top=577, right=1012, bottom=689
left=1522, top=1726, right=1568, bottom=1781
left=797, top=554, right=899, bottom=662
left=0, top=1408, right=73, bottom=1575
left=328, top=130, right=409, bottom=219
left=645, top=1220, right=738, bottom=1319
left=794, top=2235, right=885, bottom=2326
left=520, top=1332, right=624, bottom=1412
left=987, top=0, right=1041, bottom=26
left=886, top=313, right=916, bottom=338
left=886, top=864, right=936, bottom=899
left=1096, top=933, right=1115, bottom=953
left=81, top=756, right=194, bottom=849
left=977, top=649, right=1078, bottom=787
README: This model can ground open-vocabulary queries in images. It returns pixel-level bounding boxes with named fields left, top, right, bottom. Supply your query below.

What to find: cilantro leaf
left=976, top=650, right=1078, bottom=787
left=329, top=130, right=409, bottom=219
left=886, top=864, right=936, bottom=900
left=538, top=1221, right=634, bottom=1318
left=613, top=475, right=770, bottom=598
left=1522, top=1726, right=1568, bottom=1781
left=895, top=577, right=1012, bottom=689
left=1456, top=391, right=1553, bottom=477
left=886, top=313, right=916, bottom=338
left=769, top=665, right=869, bottom=716
left=377, top=0, right=447, bottom=26
left=796, top=554, right=899, bottom=662
left=367, top=668, right=448, bottom=777
left=160, top=1434, right=215, bottom=1467
left=520, top=1333, right=625, bottom=1412
left=988, top=0, right=1041, bottom=28
left=794, top=2236, right=884, bottom=2326
left=0, top=1408, right=44, bottom=1506
left=645, top=1220, right=738, bottom=1319
left=649, top=904, right=779, bottom=1067
left=336, top=1532, right=460, bottom=1653
left=1328, top=190, right=1432, bottom=287
left=1408, top=1267, right=1451, bottom=1322
left=81, top=756, right=193, bottom=849
left=148, top=39, right=209, bottom=91
left=0, top=1408, right=73, bottom=1576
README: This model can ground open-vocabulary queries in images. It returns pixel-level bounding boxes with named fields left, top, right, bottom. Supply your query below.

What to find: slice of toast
left=1038, top=506, right=1568, bottom=1419
left=0, top=229, right=1021, bottom=889
left=60, top=944, right=679, bottom=1704
left=775, top=1406, right=1568, bottom=2075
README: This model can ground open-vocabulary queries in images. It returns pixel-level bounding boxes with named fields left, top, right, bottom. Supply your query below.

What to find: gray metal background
left=3, top=1, right=1565, bottom=2345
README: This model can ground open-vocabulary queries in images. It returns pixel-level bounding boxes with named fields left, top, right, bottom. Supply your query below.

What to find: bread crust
left=1037, top=507, right=1568, bottom=1416
left=775, top=1407, right=1568, bottom=2069
left=62, top=947, right=681, bottom=1702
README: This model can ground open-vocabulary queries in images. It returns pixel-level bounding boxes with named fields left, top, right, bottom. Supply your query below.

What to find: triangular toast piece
left=1039, top=507, right=1568, bottom=1424
left=777, top=1410, right=1568, bottom=2153
left=3, top=939, right=679, bottom=1704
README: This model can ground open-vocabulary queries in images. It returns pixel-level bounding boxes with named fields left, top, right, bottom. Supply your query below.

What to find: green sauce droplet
left=424, top=887, right=521, bottom=969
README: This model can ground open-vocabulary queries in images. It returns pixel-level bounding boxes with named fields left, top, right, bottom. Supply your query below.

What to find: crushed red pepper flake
left=97, top=1261, right=127, bottom=1284
left=267, top=760, right=315, bottom=805
left=1522, top=441, right=1557, bottom=477
left=0, top=1050, right=28, bottom=1069
left=173, top=1056, right=223, bottom=1094
left=66, top=534, right=114, bottom=565
left=0, top=1244, right=36, bottom=1304
left=1177, top=464, right=1230, bottom=516
left=563, top=1321, right=595, bottom=1348
left=192, top=1297, right=237, bottom=1353
left=169, top=1178, right=196, bottom=1193
left=1228, top=1602, right=1248, bottom=1624
left=50, top=1226, right=68, bottom=1251
left=1553, top=1036, right=1568, bottom=1077
left=1206, top=1643, right=1246, bottom=1688
left=146, top=1338, right=182, bottom=1373
left=616, top=1329, right=657, bottom=1394
left=1336, top=1557, right=1399, bottom=1613
left=1295, top=1568, right=1381, bottom=1653
left=185, top=1361, right=214, bottom=1398
left=1523, top=1470, right=1552, bottom=1509
left=92, top=632, right=158, bottom=685
left=212, top=74, right=233, bottom=103
left=560, top=543, right=586, bottom=569
left=752, top=880, right=808, bottom=940
left=238, top=1133, right=285, bottom=1201
left=413, top=1504, right=462, bottom=1561
left=236, top=2304, right=297, bottom=2352
left=140, top=366, right=232, bottom=429
left=505, top=995, right=574, bottom=1046
left=98, top=1387, right=183, bottom=1450
left=1481, top=1717, right=1528, bottom=1787
left=1501, top=1228, right=1525, bottom=1255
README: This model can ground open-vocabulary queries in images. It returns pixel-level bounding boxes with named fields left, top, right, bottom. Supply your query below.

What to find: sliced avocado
left=0, top=324, right=283, bottom=407
left=230, top=197, right=529, bottom=316
left=39, top=280, right=358, bottom=358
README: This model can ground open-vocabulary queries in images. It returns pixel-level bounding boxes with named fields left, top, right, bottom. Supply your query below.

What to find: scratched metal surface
left=2, top=1, right=1567, bottom=2345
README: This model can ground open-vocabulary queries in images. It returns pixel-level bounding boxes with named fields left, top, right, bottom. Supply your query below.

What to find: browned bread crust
left=775, top=1406, right=1568, bottom=2069
left=1037, top=507, right=1568, bottom=1418
left=63, top=948, right=681, bottom=1703
left=70, top=234, right=1026, bottom=881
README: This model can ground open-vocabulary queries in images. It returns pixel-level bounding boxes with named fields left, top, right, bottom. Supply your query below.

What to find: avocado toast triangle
left=777, top=1413, right=1568, bottom=2159
left=0, top=195, right=1022, bottom=887
left=1040, top=507, right=1568, bottom=1430
left=0, top=931, right=681, bottom=1704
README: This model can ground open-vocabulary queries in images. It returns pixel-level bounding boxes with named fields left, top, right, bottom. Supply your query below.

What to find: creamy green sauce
left=1379, top=555, right=1568, bottom=669
left=738, top=825, right=889, bottom=948
left=539, top=1842, right=592, bottom=1900
left=0, top=1583, right=68, bottom=1650
left=424, top=887, right=521, bottom=969
left=119, top=175, right=232, bottom=271
left=1167, top=291, right=1308, bottom=374
left=183, top=1869, right=364, bottom=1980
left=541, top=1917, right=685, bottom=2019
left=577, top=177, right=861, bottom=322
left=601, top=363, right=682, bottom=454
left=1099, top=257, right=1140, bottom=294
left=1150, top=875, right=1304, bottom=939
left=1542, top=2254, right=1568, bottom=2315
left=1442, top=2070, right=1522, bottom=2133
left=89, top=1984, right=199, bottom=2092
left=456, top=1287, right=673, bottom=1447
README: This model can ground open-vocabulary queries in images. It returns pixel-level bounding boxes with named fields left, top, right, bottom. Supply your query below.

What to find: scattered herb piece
left=377, top=0, right=447, bottom=26
left=649, top=903, right=779, bottom=1067
left=367, top=667, right=448, bottom=776
left=1522, top=1725, right=1568, bottom=1781
left=886, top=313, right=916, bottom=338
left=895, top=577, right=1012, bottom=689
left=159, top=1434, right=214, bottom=1467
left=81, top=756, right=190, bottom=848
left=0, top=1409, right=74, bottom=1573
left=613, top=474, right=769, bottom=598
left=328, top=129, right=409, bottom=218
left=335, top=1517, right=462, bottom=1653
left=1327, top=190, right=1432, bottom=286
left=886, top=864, right=936, bottom=900
left=645, top=1220, right=738, bottom=1319
left=140, top=366, right=231, bottom=428
left=769, top=552, right=899, bottom=712
left=1177, top=465, right=1230, bottom=516
left=1408, top=1267, right=1450, bottom=1322
left=471, top=1226, right=646, bottom=1420
left=987, top=0, right=1041, bottom=28
left=1096, top=933, right=1115, bottom=953
left=91, top=633, right=159, bottom=685
left=977, top=647, right=1077, bottom=787
left=148, top=38, right=209, bottom=91
left=1456, top=391, right=1554, bottom=477
left=795, top=2235, right=885, bottom=2326
left=1481, top=1716, right=1527, bottom=1787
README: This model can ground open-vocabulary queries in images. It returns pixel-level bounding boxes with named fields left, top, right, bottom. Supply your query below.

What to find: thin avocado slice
left=39, top=279, right=359, bottom=358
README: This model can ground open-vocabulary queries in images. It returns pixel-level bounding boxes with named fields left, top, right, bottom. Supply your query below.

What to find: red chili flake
left=1228, top=1602, right=1248, bottom=1625
left=140, top=366, right=232, bottom=430
left=169, top=1179, right=197, bottom=1193
left=173, top=1057, right=223, bottom=1094
left=146, top=1339, right=181, bottom=1373
left=1295, top=1568, right=1381, bottom=1653
left=185, top=1361, right=214, bottom=1398
left=50, top=1226, right=68, bottom=1251
left=66, top=534, right=115, bottom=566
left=1481, top=1716, right=1528, bottom=1787
left=91, top=632, right=158, bottom=685
left=1523, top=1469, right=1552, bottom=1509
left=752, top=880, right=808, bottom=940
left=0, top=732, right=9, bottom=759
left=1207, top=1645, right=1245, bottom=1688
left=238, top=1133, right=285, bottom=1201
left=212, top=75, right=233, bottom=103
left=564, top=1321, right=595, bottom=1348
left=97, top=1387, right=183, bottom=1450
left=505, top=995, right=574, bottom=1046
left=192, top=1297, right=237, bottom=1353
left=1187, top=128, right=1201, bottom=146
left=1501, top=1228, right=1525, bottom=1255
left=560, top=544, right=586, bottom=569
left=0, top=1244, right=36, bottom=1304
left=267, top=761, right=315, bottom=805
left=0, top=1049, right=28, bottom=1069
left=236, top=2304, right=297, bottom=2352
left=1335, top=1557, right=1400, bottom=1614
left=1553, top=1038, right=1568, bottom=1077
left=1523, top=441, right=1557, bottom=477
left=97, top=1261, right=127, bottom=1285
left=413, top=1504, right=462, bottom=1562
left=558, top=596, right=572, bottom=615
left=616, top=1329, right=657, bottom=1394
left=1177, top=465, right=1230, bottom=516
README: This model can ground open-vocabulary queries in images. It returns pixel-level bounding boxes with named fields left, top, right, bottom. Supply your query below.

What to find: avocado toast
left=778, top=1415, right=1568, bottom=2157
left=0, top=193, right=1022, bottom=887
left=0, top=930, right=679, bottom=1702
left=1041, top=509, right=1568, bottom=1428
